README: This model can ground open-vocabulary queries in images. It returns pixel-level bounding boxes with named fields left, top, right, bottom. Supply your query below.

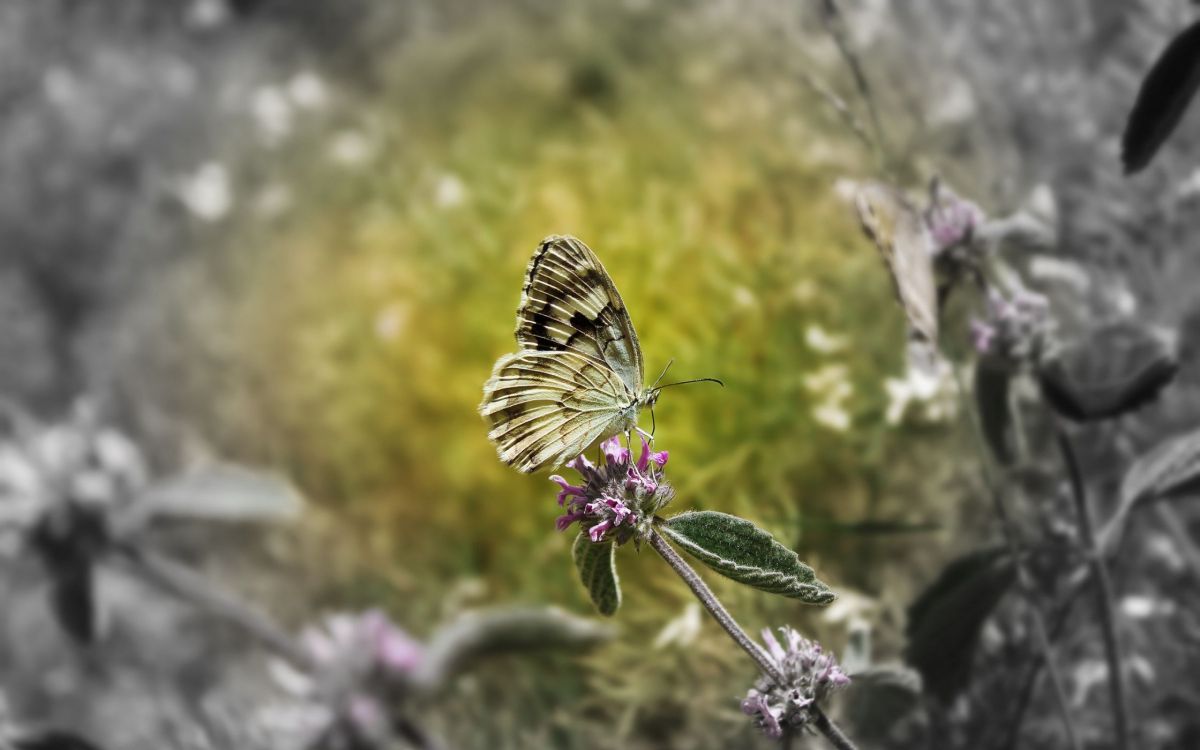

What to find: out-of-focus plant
left=1121, top=19, right=1200, bottom=174
left=260, top=606, right=613, bottom=750
left=847, top=171, right=1189, bottom=749
left=0, top=399, right=303, bottom=650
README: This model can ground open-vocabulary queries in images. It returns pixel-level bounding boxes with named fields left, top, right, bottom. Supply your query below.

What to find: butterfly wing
left=515, top=235, right=644, bottom=393
left=480, top=350, right=636, bottom=473
left=855, top=183, right=940, bottom=373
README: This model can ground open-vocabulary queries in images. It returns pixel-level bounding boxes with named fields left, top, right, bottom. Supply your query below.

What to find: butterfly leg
left=635, top=424, right=654, bottom=444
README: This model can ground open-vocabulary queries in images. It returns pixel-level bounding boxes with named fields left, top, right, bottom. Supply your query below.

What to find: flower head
left=971, top=283, right=1053, bottom=362
left=268, top=610, right=425, bottom=749
left=742, top=627, right=850, bottom=739
left=924, top=182, right=986, bottom=255
left=552, top=435, right=674, bottom=544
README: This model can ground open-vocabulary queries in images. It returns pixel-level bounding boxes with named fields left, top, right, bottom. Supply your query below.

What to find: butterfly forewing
left=855, top=183, right=940, bottom=373
left=481, top=236, right=646, bottom=473
left=516, top=236, right=644, bottom=392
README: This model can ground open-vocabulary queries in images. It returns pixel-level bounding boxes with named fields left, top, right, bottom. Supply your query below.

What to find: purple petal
left=601, top=436, right=630, bottom=465
left=761, top=627, right=787, bottom=664
left=549, top=475, right=585, bottom=506
left=588, top=520, right=612, bottom=542
left=566, top=453, right=595, bottom=475
left=556, top=512, right=582, bottom=531
left=636, top=435, right=651, bottom=472
left=650, top=450, right=668, bottom=467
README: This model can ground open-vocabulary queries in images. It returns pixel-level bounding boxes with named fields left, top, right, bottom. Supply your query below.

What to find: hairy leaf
left=413, top=606, right=615, bottom=691
left=118, top=463, right=303, bottom=534
left=660, top=511, right=834, bottom=603
left=1038, top=320, right=1177, bottom=422
left=976, top=358, right=1014, bottom=465
left=1122, top=20, right=1200, bottom=174
left=906, top=547, right=1015, bottom=701
left=1102, top=427, right=1200, bottom=554
left=573, top=533, right=621, bottom=616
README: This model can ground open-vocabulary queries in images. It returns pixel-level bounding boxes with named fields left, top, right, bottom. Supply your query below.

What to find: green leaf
left=975, top=358, right=1013, bottom=465
left=659, top=511, right=834, bottom=604
left=573, top=533, right=621, bottom=616
left=905, top=546, right=1015, bottom=701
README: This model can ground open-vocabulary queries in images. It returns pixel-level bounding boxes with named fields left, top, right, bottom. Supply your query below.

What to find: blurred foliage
left=86, top=2, right=966, bottom=747
left=33, top=0, right=1200, bottom=748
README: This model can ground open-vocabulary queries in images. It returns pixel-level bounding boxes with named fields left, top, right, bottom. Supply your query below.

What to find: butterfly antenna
left=654, top=377, right=725, bottom=393
left=650, top=359, right=675, bottom=390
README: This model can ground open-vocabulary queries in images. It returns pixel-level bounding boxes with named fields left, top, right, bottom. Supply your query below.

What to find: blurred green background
left=2, top=1, right=976, bottom=747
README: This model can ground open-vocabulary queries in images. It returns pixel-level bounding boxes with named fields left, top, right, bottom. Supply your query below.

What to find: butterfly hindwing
left=516, top=236, right=644, bottom=393
left=481, top=350, right=635, bottom=473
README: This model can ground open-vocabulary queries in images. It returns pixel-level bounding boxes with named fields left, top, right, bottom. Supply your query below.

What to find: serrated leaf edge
left=660, top=512, right=834, bottom=603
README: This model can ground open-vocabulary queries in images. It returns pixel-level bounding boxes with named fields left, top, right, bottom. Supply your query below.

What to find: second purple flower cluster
left=742, top=627, right=851, bottom=739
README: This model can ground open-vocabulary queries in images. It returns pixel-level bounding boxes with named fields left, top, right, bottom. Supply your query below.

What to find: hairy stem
left=1056, top=427, right=1130, bottom=750
left=952, top=370, right=1080, bottom=750
left=648, top=529, right=857, bottom=750
left=648, top=529, right=783, bottom=683
left=116, top=543, right=313, bottom=668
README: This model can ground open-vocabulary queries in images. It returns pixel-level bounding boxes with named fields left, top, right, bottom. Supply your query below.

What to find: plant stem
left=1056, top=426, right=1131, bottom=750
left=952, top=370, right=1080, bottom=750
left=817, top=0, right=890, bottom=171
left=812, top=706, right=856, bottom=750
left=647, top=529, right=858, bottom=750
left=115, top=543, right=313, bottom=669
left=647, top=529, right=783, bottom=684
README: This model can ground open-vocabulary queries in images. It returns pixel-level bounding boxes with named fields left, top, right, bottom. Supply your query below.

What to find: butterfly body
left=481, top=236, right=651, bottom=473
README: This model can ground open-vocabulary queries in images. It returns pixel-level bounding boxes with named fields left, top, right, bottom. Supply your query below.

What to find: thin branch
left=952, top=370, right=1081, bottom=750
left=115, top=543, right=312, bottom=669
left=1056, top=427, right=1131, bottom=750
left=816, top=0, right=890, bottom=168
left=1006, top=574, right=1089, bottom=750
left=647, top=529, right=858, bottom=750
left=797, top=69, right=875, bottom=152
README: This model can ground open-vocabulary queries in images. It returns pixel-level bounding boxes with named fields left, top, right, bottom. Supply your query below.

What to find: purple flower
left=924, top=183, right=986, bottom=255
left=970, top=319, right=997, bottom=354
left=742, top=691, right=783, bottom=739
left=971, top=283, right=1053, bottom=363
left=550, top=475, right=585, bottom=506
left=301, top=610, right=425, bottom=678
left=552, top=434, right=675, bottom=544
left=284, top=610, right=427, bottom=748
left=743, top=627, right=850, bottom=739
left=601, top=436, right=630, bottom=465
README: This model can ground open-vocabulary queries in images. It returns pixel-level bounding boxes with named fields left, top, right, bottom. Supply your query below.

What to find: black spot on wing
left=569, top=310, right=594, bottom=330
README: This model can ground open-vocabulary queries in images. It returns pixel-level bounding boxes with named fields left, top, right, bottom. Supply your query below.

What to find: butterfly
left=853, top=182, right=940, bottom=376
left=480, top=236, right=718, bottom=473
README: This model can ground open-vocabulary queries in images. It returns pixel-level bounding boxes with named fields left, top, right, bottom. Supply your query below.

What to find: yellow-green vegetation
left=130, top=3, right=964, bottom=746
